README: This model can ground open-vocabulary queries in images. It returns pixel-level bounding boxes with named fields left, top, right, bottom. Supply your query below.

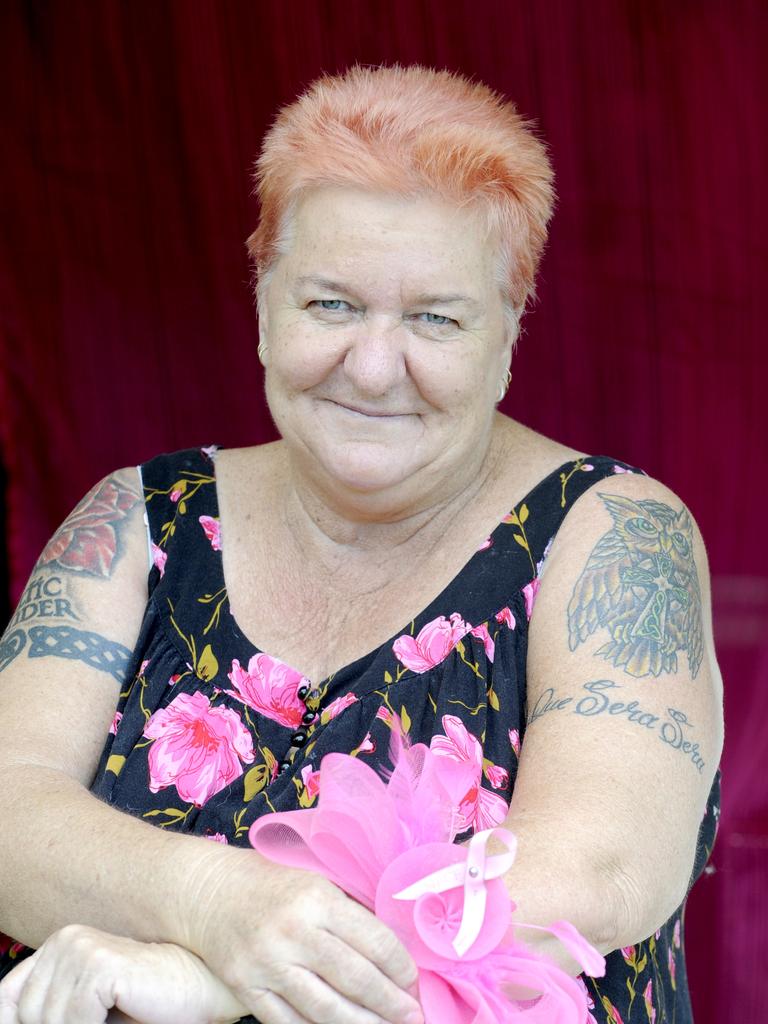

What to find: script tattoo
left=527, top=679, right=706, bottom=773
left=36, top=474, right=140, bottom=579
left=27, top=625, right=131, bottom=682
left=567, top=493, right=704, bottom=679
left=7, top=575, right=79, bottom=630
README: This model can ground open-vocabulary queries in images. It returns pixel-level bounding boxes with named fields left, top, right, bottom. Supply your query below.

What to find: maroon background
left=1, top=2, right=766, bottom=1019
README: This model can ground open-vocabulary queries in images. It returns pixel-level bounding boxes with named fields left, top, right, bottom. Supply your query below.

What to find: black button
left=297, top=685, right=309, bottom=700
left=290, top=730, right=308, bottom=746
left=278, top=760, right=292, bottom=773
left=302, top=710, right=317, bottom=725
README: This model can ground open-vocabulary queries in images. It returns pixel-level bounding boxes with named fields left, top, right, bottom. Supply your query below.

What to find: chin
left=315, top=442, right=420, bottom=494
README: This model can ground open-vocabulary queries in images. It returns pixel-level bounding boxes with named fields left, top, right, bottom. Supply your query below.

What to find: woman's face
left=259, top=186, right=513, bottom=501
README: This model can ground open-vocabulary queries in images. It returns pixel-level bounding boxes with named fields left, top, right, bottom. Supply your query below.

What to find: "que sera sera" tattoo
left=527, top=679, right=706, bottom=773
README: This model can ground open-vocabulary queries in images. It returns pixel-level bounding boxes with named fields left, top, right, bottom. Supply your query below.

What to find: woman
left=0, top=64, right=722, bottom=1023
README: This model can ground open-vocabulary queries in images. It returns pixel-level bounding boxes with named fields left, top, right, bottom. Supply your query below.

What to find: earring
left=496, top=367, right=512, bottom=403
left=257, top=339, right=268, bottom=365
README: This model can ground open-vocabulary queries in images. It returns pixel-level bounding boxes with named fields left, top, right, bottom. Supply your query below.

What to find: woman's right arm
left=0, top=469, right=422, bottom=1024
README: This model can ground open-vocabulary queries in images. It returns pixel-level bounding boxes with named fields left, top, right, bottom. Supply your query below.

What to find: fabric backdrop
left=1, top=2, right=766, bottom=1020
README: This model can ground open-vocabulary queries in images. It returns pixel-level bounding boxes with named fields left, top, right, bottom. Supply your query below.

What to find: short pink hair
left=246, top=64, right=555, bottom=317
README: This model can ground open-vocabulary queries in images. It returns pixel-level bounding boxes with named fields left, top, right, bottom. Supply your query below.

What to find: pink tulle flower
left=469, top=622, right=495, bottom=662
left=151, top=543, right=167, bottom=577
left=522, top=578, right=541, bottom=620
left=393, top=614, right=471, bottom=673
left=143, top=690, right=255, bottom=807
left=248, top=733, right=606, bottom=1023
left=495, top=606, right=516, bottom=629
left=225, top=654, right=309, bottom=730
left=199, top=515, right=222, bottom=551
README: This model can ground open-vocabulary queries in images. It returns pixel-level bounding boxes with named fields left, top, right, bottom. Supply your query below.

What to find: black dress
left=0, top=446, right=720, bottom=1023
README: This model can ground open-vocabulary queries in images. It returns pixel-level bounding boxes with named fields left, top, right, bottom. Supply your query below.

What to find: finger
left=0, top=951, right=42, bottom=1005
left=265, top=964, right=386, bottom=1024
left=13, top=950, right=54, bottom=1024
left=239, top=984, right=315, bottom=1024
left=325, top=908, right=418, bottom=991
left=305, top=932, right=421, bottom=1023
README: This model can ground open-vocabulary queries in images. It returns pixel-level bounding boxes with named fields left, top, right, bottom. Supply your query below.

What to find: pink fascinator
left=249, top=730, right=605, bottom=1022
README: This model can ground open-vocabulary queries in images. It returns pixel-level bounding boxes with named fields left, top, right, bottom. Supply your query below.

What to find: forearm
left=0, top=764, right=245, bottom=951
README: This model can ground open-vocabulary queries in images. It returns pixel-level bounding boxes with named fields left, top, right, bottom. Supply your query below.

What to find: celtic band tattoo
left=0, top=629, right=27, bottom=673
left=27, top=625, right=131, bottom=682
left=567, top=493, right=704, bottom=678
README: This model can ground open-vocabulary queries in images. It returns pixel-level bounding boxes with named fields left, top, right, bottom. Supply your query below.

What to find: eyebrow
left=293, top=275, right=482, bottom=312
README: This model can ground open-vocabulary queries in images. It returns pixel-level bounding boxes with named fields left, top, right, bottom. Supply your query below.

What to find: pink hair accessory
left=249, top=728, right=605, bottom=1021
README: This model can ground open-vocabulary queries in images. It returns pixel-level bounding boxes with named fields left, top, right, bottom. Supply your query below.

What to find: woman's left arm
left=495, top=472, right=724, bottom=973
left=0, top=926, right=249, bottom=1024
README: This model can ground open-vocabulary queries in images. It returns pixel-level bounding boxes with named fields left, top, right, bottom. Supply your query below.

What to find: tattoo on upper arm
left=567, top=492, right=704, bottom=679
left=27, top=625, right=131, bottom=682
left=0, top=629, right=26, bottom=672
left=35, top=474, right=140, bottom=579
left=526, top=679, right=706, bottom=773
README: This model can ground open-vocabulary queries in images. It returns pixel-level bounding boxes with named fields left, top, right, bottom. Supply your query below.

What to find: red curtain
left=1, top=2, right=766, bottom=1019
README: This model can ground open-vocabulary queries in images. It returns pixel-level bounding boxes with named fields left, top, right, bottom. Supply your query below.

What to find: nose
left=342, top=314, right=407, bottom=396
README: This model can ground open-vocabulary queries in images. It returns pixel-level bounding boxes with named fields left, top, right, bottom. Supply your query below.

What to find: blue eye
left=418, top=312, right=458, bottom=328
left=313, top=299, right=349, bottom=312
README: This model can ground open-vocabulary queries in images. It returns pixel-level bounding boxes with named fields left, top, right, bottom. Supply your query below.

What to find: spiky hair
left=246, top=63, right=556, bottom=318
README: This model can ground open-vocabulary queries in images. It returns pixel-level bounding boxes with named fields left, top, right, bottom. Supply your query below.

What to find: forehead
left=281, top=186, right=498, bottom=295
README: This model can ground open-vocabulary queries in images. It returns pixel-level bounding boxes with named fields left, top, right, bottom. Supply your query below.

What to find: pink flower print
left=477, top=536, right=493, bottom=552
left=508, top=728, right=521, bottom=756
left=668, top=946, right=677, bottom=988
left=495, top=606, right=516, bottom=630
left=613, top=464, right=634, bottom=474
left=201, top=445, right=218, bottom=459
left=109, top=711, right=123, bottom=735
left=143, top=690, right=255, bottom=807
left=621, top=945, right=636, bottom=964
left=673, top=919, right=681, bottom=947
left=169, top=674, right=182, bottom=686
left=170, top=488, right=183, bottom=503
left=484, top=761, right=509, bottom=789
left=430, top=715, right=508, bottom=832
left=606, top=1003, right=625, bottom=1024
left=301, top=763, right=322, bottom=798
left=322, top=692, right=359, bottom=722
left=376, top=705, right=394, bottom=725
left=357, top=731, right=376, bottom=754
left=643, top=980, right=656, bottom=1023
left=522, top=577, right=541, bottom=619
left=655, top=929, right=661, bottom=940
left=151, top=542, right=167, bottom=577
left=469, top=622, right=495, bottom=662
left=225, top=654, right=309, bottom=730
left=392, top=613, right=470, bottom=673
left=199, top=515, right=222, bottom=552
left=580, top=463, right=594, bottom=472
left=205, top=832, right=229, bottom=844
left=140, top=659, right=150, bottom=674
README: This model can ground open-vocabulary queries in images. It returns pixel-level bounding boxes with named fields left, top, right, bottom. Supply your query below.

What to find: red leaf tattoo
left=39, top=478, right=140, bottom=578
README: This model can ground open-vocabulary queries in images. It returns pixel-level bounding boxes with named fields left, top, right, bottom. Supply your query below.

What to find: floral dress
left=0, top=446, right=720, bottom=1023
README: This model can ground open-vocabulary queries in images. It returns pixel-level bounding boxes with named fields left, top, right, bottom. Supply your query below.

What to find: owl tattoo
left=567, top=493, right=703, bottom=678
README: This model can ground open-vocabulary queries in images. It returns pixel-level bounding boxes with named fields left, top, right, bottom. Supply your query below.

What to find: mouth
left=328, top=400, right=410, bottom=419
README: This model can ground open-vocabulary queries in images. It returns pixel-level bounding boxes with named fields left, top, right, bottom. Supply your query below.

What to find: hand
left=0, top=924, right=248, bottom=1024
left=182, top=851, right=424, bottom=1024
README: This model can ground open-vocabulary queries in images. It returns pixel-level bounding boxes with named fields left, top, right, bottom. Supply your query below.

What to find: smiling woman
left=0, top=64, right=721, bottom=1024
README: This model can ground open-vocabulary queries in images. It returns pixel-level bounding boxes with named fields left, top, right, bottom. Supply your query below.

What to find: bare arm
left=0, top=469, right=422, bottom=1024
left=493, top=473, right=723, bottom=971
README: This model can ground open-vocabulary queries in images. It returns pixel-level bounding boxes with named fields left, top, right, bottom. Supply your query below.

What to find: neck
left=278, top=416, right=508, bottom=564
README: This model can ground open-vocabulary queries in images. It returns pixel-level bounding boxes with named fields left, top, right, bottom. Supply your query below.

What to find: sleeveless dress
left=0, top=445, right=721, bottom=1023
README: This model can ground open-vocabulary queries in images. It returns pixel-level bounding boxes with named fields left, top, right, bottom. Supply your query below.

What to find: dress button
left=301, top=710, right=317, bottom=725
left=278, top=759, right=292, bottom=773
left=297, top=685, right=309, bottom=700
left=290, top=730, right=308, bottom=747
